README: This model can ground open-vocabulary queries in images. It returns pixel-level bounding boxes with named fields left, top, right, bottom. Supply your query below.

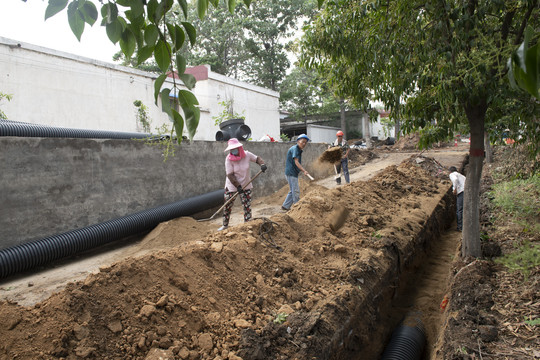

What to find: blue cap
left=297, top=134, right=310, bottom=142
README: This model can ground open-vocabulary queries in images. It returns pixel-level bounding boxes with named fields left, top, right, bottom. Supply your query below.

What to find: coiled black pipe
left=0, top=189, right=224, bottom=279
left=0, top=119, right=150, bottom=139
left=380, top=312, right=426, bottom=360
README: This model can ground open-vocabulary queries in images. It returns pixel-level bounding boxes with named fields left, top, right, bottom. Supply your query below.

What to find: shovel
left=198, top=169, right=264, bottom=222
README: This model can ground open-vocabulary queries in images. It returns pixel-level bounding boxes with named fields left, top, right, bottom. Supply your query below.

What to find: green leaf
left=106, top=19, right=123, bottom=43
left=228, top=0, right=236, bottom=13
left=177, top=0, right=188, bottom=18
left=182, top=22, right=196, bottom=46
left=243, top=0, right=252, bottom=7
left=317, top=0, right=324, bottom=8
left=208, top=0, right=219, bottom=6
left=137, top=45, right=155, bottom=64
left=172, top=24, right=185, bottom=51
left=144, top=24, right=159, bottom=46
left=115, top=0, right=132, bottom=6
left=67, top=2, right=85, bottom=41
left=172, top=109, right=184, bottom=144
left=147, top=0, right=158, bottom=23
left=197, top=0, right=208, bottom=20
left=160, top=88, right=172, bottom=116
left=154, top=73, right=167, bottom=105
left=130, top=0, right=145, bottom=18
left=45, top=0, right=68, bottom=20
left=179, top=73, right=197, bottom=90
left=153, top=1, right=165, bottom=23
left=81, top=0, right=98, bottom=25
left=176, top=54, right=187, bottom=74
left=119, top=29, right=136, bottom=59
left=177, top=89, right=199, bottom=107
left=101, top=3, right=118, bottom=24
left=183, top=105, right=200, bottom=140
left=154, top=39, right=171, bottom=72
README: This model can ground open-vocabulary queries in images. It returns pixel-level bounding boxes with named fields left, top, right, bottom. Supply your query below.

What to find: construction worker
left=282, top=134, right=311, bottom=211
left=219, top=138, right=267, bottom=231
left=449, top=166, right=466, bottom=231
left=333, top=130, right=350, bottom=184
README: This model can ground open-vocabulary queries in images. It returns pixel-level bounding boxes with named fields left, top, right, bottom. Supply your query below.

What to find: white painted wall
left=0, top=37, right=280, bottom=141
left=190, top=66, right=280, bottom=141
left=307, top=124, right=340, bottom=144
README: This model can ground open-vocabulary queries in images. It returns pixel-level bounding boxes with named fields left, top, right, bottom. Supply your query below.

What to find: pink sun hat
left=224, top=138, right=243, bottom=152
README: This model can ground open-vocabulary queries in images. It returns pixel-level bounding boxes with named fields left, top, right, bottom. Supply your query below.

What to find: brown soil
left=2, top=143, right=535, bottom=360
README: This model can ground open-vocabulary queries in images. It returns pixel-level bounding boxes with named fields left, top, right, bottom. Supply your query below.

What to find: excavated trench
left=0, top=156, right=461, bottom=360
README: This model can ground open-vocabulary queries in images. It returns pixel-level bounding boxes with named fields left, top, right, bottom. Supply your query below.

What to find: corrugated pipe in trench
left=380, top=312, right=426, bottom=360
left=0, top=190, right=224, bottom=279
left=0, top=119, right=150, bottom=139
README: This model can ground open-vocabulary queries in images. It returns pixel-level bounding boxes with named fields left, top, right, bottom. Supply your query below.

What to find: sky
left=0, top=0, right=120, bottom=63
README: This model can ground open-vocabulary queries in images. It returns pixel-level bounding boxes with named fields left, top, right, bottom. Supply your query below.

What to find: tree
left=241, top=0, right=318, bottom=91
left=178, top=2, right=249, bottom=78
left=302, top=0, right=540, bottom=257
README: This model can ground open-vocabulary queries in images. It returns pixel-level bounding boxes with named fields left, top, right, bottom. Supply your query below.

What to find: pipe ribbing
left=0, top=119, right=150, bottom=139
left=0, top=190, right=224, bottom=279
left=381, top=312, right=426, bottom=360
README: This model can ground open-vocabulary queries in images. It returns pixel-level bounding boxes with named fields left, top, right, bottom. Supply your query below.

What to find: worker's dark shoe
left=281, top=206, right=289, bottom=211
left=336, top=177, right=341, bottom=185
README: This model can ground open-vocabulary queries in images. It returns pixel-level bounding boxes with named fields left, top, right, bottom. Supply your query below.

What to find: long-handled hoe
left=198, top=170, right=264, bottom=222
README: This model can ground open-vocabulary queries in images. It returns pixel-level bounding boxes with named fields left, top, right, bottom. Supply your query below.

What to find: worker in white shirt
left=449, top=166, right=466, bottom=231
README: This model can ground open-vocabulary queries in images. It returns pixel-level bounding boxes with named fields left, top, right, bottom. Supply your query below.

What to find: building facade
left=0, top=37, right=280, bottom=141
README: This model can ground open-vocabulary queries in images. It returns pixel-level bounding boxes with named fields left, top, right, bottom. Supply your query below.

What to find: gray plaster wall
left=0, top=137, right=329, bottom=249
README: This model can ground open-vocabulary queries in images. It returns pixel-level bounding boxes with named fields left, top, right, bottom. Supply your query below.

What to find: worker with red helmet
left=333, top=130, right=350, bottom=184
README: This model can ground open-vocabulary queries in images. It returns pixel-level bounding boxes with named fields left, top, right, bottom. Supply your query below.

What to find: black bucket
left=215, top=118, right=251, bottom=141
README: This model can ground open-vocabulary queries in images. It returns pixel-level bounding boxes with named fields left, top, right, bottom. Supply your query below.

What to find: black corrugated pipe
left=380, top=312, right=426, bottom=360
left=0, top=119, right=150, bottom=139
left=0, top=189, right=224, bottom=279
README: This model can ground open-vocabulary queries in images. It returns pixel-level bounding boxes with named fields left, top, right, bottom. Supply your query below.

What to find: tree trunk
left=484, top=132, right=493, bottom=163
left=340, top=98, right=346, bottom=139
left=462, top=102, right=487, bottom=258
left=394, top=117, right=400, bottom=139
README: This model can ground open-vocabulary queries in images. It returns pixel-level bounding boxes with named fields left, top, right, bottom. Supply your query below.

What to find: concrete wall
left=0, top=37, right=280, bottom=141
left=0, top=137, right=329, bottom=249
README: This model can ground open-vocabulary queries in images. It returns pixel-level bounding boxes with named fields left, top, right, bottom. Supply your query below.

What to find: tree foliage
left=178, top=2, right=249, bottom=78
left=302, top=0, right=539, bottom=257
left=280, top=67, right=341, bottom=119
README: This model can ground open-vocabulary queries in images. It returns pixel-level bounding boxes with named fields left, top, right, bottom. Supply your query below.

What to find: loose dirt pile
left=393, top=133, right=421, bottom=150
left=317, top=146, right=342, bottom=164
left=0, top=155, right=454, bottom=360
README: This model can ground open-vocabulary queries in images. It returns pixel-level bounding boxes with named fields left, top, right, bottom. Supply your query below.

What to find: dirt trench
left=0, top=148, right=467, bottom=360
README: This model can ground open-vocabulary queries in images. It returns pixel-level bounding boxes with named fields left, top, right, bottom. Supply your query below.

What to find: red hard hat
left=336, top=130, right=344, bottom=136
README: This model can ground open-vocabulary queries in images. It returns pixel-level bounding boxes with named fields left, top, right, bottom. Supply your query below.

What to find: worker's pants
left=222, top=189, right=252, bottom=226
left=336, top=158, right=350, bottom=184
left=456, top=192, right=463, bottom=231
left=282, top=175, right=300, bottom=210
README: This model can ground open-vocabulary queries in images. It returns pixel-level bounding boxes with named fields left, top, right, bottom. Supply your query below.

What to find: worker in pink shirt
left=219, top=138, right=267, bottom=231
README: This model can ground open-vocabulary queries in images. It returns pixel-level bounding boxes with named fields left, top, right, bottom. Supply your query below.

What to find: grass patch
left=495, top=241, right=540, bottom=281
left=489, top=173, right=540, bottom=233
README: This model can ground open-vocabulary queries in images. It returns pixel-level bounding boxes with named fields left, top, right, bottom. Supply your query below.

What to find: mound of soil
left=0, top=156, right=454, bottom=360
left=394, top=133, right=421, bottom=150
left=318, top=146, right=342, bottom=164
